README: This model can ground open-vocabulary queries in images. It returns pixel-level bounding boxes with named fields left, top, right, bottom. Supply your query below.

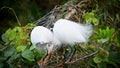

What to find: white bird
left=30, top=26, right=55, bottom=65
left=53, top=19, right=93, bottom=61
left=53, top=19, right=93, bottom=45
left=31, top=26, right=53, bottom=51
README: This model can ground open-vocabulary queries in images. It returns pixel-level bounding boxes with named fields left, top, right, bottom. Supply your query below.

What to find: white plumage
left=30, top=19, right=93, bottom=51
left=30, top=26, right=54, bottom=52
left=53, top=19, right=93, bottom=45
left=30, top=19, right=93, bottom=64
left=52, top=19, right=93, bottom=62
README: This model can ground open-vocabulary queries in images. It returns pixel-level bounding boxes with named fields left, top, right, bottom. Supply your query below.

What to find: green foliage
left=82, top=10, right=99, bottom=25
left=92, top=27, right=115, bottom=43
left=4, top=23, right=35, bottom=51
left=0, top=23, right=44, bottom=67
left=90, top=26, right=120, bottom=68
left=0, top=0, right=120, bottom=67
left=93, top=49, right=109, bottom=63
left=115, top=31, right=120, bottom=47
left=22, top=49, right=35, bottom=61
left=16, top=45, right=26, bottom=52
left=4, top=45, right=15, bottom=58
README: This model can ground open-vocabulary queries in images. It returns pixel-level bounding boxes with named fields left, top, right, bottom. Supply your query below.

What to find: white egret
left=30, top=26, right=55, bottom=65
left=30, top=26, right=54, bottom=52
left=53, top=19, right=93, bottom=62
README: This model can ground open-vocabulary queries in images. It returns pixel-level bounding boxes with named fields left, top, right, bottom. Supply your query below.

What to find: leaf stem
left=1, top=7, right=21, bottom=26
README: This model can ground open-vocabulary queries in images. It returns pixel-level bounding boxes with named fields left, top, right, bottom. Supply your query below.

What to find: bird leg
left=77, top=44, right=88, bottom=54
left=37, top=54, right=51, bottom=67
left=66, top=45, right=76, bottom=62
left=62, top=45, right=72, bottom=63
left=62, top=45, right=76, bottom=63
left=56, top=46, right=68, bottom=68
left=62, top=47, right=67, bottom=62
left=43, top=53, right=51, bottom=64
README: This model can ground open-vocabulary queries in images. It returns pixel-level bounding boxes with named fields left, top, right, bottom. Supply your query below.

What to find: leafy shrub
left=0, top=23, right=45, bottom=68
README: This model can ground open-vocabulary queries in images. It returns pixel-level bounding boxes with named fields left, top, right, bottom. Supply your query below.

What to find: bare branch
left=65, top=51, right=98, bottom=64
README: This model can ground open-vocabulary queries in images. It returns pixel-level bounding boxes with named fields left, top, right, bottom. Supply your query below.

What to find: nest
left=34, top=0, right=98, bottom=67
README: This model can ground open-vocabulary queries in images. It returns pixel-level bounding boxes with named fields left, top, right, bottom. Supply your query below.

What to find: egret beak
left=38, top=43, right=54, bottom=66
left=43, top=43, right=54, bottom=64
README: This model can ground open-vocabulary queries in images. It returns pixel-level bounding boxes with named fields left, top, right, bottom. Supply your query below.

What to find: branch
left=65, top=51, right=98, bottom=64
left=1, top=7, right=21, bottom=26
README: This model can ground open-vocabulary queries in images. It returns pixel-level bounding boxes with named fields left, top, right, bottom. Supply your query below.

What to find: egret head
left=34, top=41, right=55, bottom=54
left=30, top=26, right=58, bottom=54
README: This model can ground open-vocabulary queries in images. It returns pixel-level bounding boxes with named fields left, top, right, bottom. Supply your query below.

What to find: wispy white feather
left=53, top=19, right=93, bottom=45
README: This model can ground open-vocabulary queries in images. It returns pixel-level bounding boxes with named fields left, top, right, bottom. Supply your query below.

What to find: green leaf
left=97, top=38, right=109, bottom=43
left=14, top=27, right=22, bottom=32
left=29, top=45, right=35, bottom=50
left=34, top=49, right=44, bottom=60
left=94, top=49, right=109, bottom=64
left=4, top=45, right=15, bottom=58
left=89, top=12, right=94, bottom=18
left=0, top=44, right=7, bottom=51
left=93, top=18, right=99, bottom=25
left=22, top=49, right=35, bottom=61
left=99, top=49, right=109, bottom=58
left=5, top=28, right=12, bottom=37
left=93, top=56, right=102, bottom=63
left=1, top=34, right=9, bottom=43
left=16, top=45, right=26, bottom=52
left=5, top=29, right=16, bottom=41
left=8, top=54, right=20, bottom=63
left=82, top=10, right=99, bottom=25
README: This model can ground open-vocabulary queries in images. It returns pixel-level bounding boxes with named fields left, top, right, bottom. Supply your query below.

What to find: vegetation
left=0, top=0, right=120, bottom=68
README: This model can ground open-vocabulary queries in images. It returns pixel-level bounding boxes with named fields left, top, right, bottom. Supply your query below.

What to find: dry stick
left=65, top=0, right=89, bottom=21
left=35, top=11, right=53, bottom=25
left=65, top=51, right=98, bottom=64
left=1, top=7, right=21, bottom=26
left=35, top=6, right=58, bottom=25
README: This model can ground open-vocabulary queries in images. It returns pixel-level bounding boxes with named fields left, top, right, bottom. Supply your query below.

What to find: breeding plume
left=53, top=19, right=93, bottom=45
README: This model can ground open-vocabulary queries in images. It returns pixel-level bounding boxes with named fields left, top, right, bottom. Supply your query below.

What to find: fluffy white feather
left=53, top=19, right=93, bottom=45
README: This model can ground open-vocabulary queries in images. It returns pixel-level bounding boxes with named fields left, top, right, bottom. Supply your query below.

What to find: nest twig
left=35, top=0, right=90, bottom=28
left=65, top=51, right=98, bottom=64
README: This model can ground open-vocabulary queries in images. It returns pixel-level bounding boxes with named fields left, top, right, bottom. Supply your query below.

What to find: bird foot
left=37, top=60, right=45, bottom=68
